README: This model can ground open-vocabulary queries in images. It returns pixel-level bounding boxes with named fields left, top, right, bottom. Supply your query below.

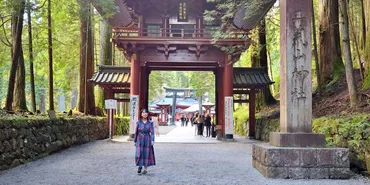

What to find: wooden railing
left=112, top=27, right=246, bottom=39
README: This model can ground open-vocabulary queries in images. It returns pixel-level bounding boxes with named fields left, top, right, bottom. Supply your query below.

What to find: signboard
left=105, top=99, right=117, bottom=139
left=105, top=99, right=117, bottom=109
left=224, top=96, right=234, bottom=135
left=130, top=95, right=139, bottom=137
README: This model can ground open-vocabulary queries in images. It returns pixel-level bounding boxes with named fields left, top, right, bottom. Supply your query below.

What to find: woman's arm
left=134, top=122, right=139, bottom=143
left=151, top=121, right=155, bottom=142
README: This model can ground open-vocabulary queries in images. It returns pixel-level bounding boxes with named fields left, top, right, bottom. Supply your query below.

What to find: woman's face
left=141, top=111, right=148, bottom=118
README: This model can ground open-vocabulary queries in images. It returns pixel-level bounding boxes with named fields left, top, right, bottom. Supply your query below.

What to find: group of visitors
left=191, top=112, right=212, bottom=137
left=180, top=115, right=189, bottom=127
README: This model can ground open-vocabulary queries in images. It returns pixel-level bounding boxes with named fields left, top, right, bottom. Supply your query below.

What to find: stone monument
left=252, top=0, right=350, bottom=179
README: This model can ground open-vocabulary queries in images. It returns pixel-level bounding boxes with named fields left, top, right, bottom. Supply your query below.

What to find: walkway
left=113, top=121, right=224, bottom=143
left=0, top=123, right=369, bottom=185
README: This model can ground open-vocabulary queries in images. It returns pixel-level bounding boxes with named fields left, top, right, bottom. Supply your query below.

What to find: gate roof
left=89, top=66, right=273, bottom=89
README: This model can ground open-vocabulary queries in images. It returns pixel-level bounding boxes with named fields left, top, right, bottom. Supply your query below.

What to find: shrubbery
left=114, top=117, right=130, bottom=135
left=313, top=114, right=370, bottom=171
left=233, top=108, right=249, bottom=136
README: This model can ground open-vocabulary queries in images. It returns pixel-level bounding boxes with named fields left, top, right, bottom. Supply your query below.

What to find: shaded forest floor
left=259, top=69, right=370, bottom=118
left=312, top=69, right=370, bottom=117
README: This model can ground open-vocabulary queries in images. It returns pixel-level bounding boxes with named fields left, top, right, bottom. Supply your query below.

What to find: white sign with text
left=224, top=96, right=234, bottom=135
left=130, top=95, right=139, bottom=136
left=105, top=99, right=117, bottom=109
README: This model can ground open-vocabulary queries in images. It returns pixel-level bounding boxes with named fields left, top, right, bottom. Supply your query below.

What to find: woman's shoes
left=137, top=166, right=142, bottom=173
left=142, top=170, right=147, bottom=174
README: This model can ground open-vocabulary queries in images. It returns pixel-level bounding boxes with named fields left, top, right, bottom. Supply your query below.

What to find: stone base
left=225, top=134, right=233, bottom=139
left=216, top=135, right=235, bottom=142
left=252, top=143, right=351, bottom=179
left=270, top=132, right=326, bottom=147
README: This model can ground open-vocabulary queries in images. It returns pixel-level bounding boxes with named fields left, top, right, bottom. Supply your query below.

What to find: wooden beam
left=233, top=99, right=249, bottom=103
left=117, top=98, right=130, bottom=102
left=149, top=66, right=217, bottom=71
left=113, top=89, right=130, bottom=93
left=146, top=61, right=218, bottom=66
left=233, top=90, right=253, bottom=94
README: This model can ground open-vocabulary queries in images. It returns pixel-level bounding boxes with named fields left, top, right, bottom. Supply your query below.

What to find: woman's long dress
left=134, top=120, right=156, bottom=167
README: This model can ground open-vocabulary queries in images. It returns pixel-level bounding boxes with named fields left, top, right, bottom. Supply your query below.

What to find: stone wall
left=255, top=118, right=280, bottom=142
left=0, top=117, right=108, bottom=171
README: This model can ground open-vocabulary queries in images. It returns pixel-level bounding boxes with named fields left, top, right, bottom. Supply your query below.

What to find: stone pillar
left=253, top=0, right=350, bottom=179
left=269, top=0, right=325, bottom=147
left=171, top=92, right=177, bottom=125
left=223, top=55, right=233, bottom=140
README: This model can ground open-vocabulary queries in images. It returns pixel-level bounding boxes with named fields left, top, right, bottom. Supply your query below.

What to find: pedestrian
left=180, top=115, right=186, bottom=127
left=205, top=113, right=212, bottom=137
left=197, top=114, right=204, bottom=137
left=134, top=109, right=156, bottom=175
left=193, top=113, right=198, bottom=135
left=191, top=113, right=196, bottom=127
left=185, top=116, right=189, bottom=127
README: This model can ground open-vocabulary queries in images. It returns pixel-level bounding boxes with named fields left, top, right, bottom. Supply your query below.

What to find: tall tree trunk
left=48, top=0, right=54, bottom=110
left=258, top=19, right=276, bottom=105
left=318, top=0, right=344, bottom=86
left=361, top=0, right=366, bottom=48
left=28, top=0, right=36, bottom=112
left=13, top=47, right=28, bottom=111
left=312, top=1, right=321, bottom=92
left=363, top=0, right=370, bottom=88
left=5, top=0, right=26, bottom=111
left=78, top=0, right=95, bottom=115
left=348, top=2, right=364, bottom=81
left=339, top=0, right=358, bottom=107
left=97, top=19, right=112, bottom=109
left=39, top=91, right=46, bottom=112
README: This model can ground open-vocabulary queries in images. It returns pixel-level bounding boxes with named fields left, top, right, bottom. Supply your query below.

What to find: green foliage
left=233, top=106, right=249, bottom=136
left=149, top=71, right=216, bottom=103
left=189, top=71, right=215, bottom=99
left=326, top=59, right=345, bottom=88
left=273, top=75, right=280, bottom=94
left=313, top=114, right=370, bottom=165
left=114, top=116, right=130, bottom=135
left=362, top=73, right=370, bottom=89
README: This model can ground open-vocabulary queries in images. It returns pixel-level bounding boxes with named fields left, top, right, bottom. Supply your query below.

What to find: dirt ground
left=258, top=70, right=370, bottom=118
left=312, top=69, right=370, bottom=117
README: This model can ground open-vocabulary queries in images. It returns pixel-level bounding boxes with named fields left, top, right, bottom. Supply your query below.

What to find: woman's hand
left=134, top=142, right=136, bottom=146
left=151, top=141, right=154, bottom=146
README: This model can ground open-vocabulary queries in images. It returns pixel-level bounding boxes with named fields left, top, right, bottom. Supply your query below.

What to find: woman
left=197, top=114, right=204, bottom=137
left=205, top=113, right=212, bottom=137
left=134, top=109, right=156, bottom=175
left=193, top=113, right=198, bottom=136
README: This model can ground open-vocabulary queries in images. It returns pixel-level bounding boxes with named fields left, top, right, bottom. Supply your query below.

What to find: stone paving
left=0, top=122, right=369, bottom=185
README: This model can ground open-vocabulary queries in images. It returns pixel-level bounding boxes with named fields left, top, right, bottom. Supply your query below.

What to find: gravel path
left=0, top=140, right=369, bottom=185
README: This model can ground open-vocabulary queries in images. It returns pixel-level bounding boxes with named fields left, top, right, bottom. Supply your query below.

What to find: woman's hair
left=140, top=109, right=150, bottom=120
